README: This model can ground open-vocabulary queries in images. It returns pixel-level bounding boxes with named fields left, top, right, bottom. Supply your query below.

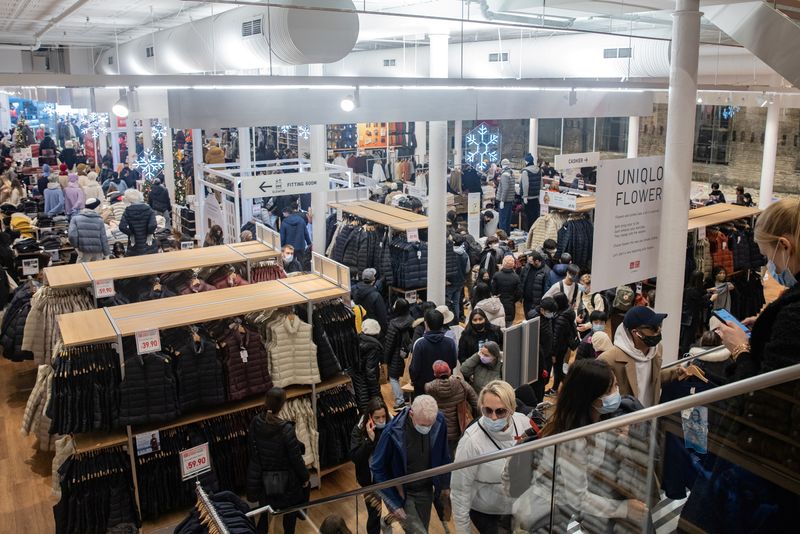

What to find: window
left=597, top=117, right=628, bottom=153
left=693, top=105, right=731, bottom=165
left=146, top=46, right=154, bottom=58
left=732, top=131, right=737, bottom=142
left=618, top=47, right=632, bottom=58
left=538, top=118, right=562, bottom=149
left=241, top=18, right=263, bottom=37
left=108, top=56, right=114, bottom=65
left=604, top=48, right=632, bottom=59
left=488, top=52, right=509, bottom=62
left=383, top=59, right=396, bottom=67
left=603, top=48, right=618, bottom=59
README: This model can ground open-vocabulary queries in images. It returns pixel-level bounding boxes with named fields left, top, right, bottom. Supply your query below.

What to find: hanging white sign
left=406, top=228, right=419, bottom=242
left=22, top=258, right=39, bottom=276
left=93, top=278, right=115, bottom=298
left=591, top=156, right=665, bottom=292
left=135, top=328, right=161, bottom=355
left=180, top=442, right=212, bottom=481
left=554, top=151, right=599, bottom=171
left=241, top=172, right=327, bottom=199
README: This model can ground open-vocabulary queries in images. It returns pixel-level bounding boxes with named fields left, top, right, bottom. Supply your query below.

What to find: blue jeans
left=389, top=377, right=404, bottom=404
left=447, top=285, right=464, bottom=324
left=499, top=202, right=513, bottom=232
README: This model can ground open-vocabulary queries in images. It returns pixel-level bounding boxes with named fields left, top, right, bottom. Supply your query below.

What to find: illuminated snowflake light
left=79, top=113, right=109, bottom=139
left=297, top=125, right=310, bottom=140
left=279, top=125, right=292, bottom=134
left=464, top=122, right=501, bottom=171
left=41, top=103, right=56, bottom=117
left=151, top=121, right=166, bottom=141
left=133, top=148, right=165, bottom=180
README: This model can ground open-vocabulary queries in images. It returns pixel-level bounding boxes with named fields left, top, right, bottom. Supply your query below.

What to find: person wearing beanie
left=147, top=177, right=172, bottom=227
left=358, top=319, right=384, bottom=408
left=43, top=175, right=65, bottom=216
left=119, top=188, right=158, bottom=256
left=424, top=359, right=479, bottom=457
left=79, top=171, right=103, bottom=203
left=520, top=152, right=542, bottom=231
left=351, top=267, right=388, bottom=337
left=409, top=309, right=458, bottom=396
left=495, top=158, right=516, bottom=232
left=68, top=197, right=110, bottom=262
left=38, top=164, right=51, bottom=195
left=63, top=173, right=85, bottom=216
left=59, top=140, right=77, bottom=170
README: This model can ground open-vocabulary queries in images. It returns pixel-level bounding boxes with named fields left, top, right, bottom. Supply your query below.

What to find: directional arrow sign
left=242, top=172, right=328, bottom=199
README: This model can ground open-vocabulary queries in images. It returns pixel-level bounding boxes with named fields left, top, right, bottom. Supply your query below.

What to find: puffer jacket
left=0, top=283, right=34, bottom=361
left=552, top=309, right=577, bottom=360
left=351, top=282, right=388, bottom=336
left=547, top=263, right=570, bottom=288
left=23, top=286, right=94, bottom=365
left=43, top=182, right=65, bottom=216
left=425, top=376, right=478, bottom=443
left=219, top=325, right=272, bottom=401
left=383, top=314, right=414, bottom=379
left=355, top=333, right=382, bottom=408
left=269, top=315, right=320, bottom=387
left=446, top=244, right=470, bottom=286
left=693, top=237, right=712, bottom=281
left=68, top=209, right=110, bottom=255
left=21, top=364, right=57, bottom=451
left=280, top=397, right=318, bottom=468
left=331, top=224, right=356, bottom=263
left=496, top=169, right=516, bottom=203
left=166, top=330, right=226, bottom=411
left=246, top=413, right=310, bottom=506
left=526, top=211, right=569, bottom=252
left=63, top=177, right=85, bottom=215
left=118, top=352, right=180, bottom=426
left=475, top=296, right=506, bottom=328
left=79, top=174, right=103, bottom=202
left=311, top=316, right=342, bottom=380
left=397, top=240, right=428, bottom=289
left=491, top=267, right=522, bottom=320
left=147, top=183, right=172, bottom=212
left=556, top=218, right=594, bottom=272
left=51, top=435, right=75, bottom=498
left=119, top=203, right=158, bottom=256
left=350, top=421, right=385, bottom=487
left=521, top=262, right=551, bottom=313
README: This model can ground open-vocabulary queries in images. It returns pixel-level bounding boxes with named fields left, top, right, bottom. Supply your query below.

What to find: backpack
left=613, top=284, right=635, bottom=311
left=353, top=304, right=367, bottom=334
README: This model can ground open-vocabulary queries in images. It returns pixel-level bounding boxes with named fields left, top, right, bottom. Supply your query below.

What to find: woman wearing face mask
left=451, top=380, right=531, bottom=534
left=510, top=360, right=648, bottom=531
left=458, top=308, right=503, bottom=364
left=461, top=341, right=503, bottom=394
left=471, top=282, right=506, bottom=328
left=350, top=397, right=392, bottom=534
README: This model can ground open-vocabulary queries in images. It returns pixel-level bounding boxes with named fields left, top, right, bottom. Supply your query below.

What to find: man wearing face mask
left=600, top=306, right=686, bottom=408
left=281, top=244, right=302, bottom=274
left=370, top=395, right=451, bottom=534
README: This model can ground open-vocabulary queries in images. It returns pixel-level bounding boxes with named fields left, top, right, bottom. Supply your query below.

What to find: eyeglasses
left=481, top=406, right=509, bottom=418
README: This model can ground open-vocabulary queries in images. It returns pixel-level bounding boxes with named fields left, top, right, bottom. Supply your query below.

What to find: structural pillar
left=627, top=116, right=640, bottom=158
left=238, top=127, right=253, bottom=228
left=528, top=118, right=538, bottom=160
left=308, top=63, right=327, bottom=257
left=454, top=120, right=463, bottom=167
left=125, top=115, right=136, bottom=164
left=142, top=119, right=153, bottom=153
left=759, top=101, right=779, bottom=209
left=162, top=118, right=175, bottom=203
left=427, top=33, right=449, bottom=306
left=415, top=121, right=427, bottom=161
left=111, top=131, right=121, bottom=168
left=192, top=128, right=205, bottom=240
left=655, top=0, right=702, bottom=363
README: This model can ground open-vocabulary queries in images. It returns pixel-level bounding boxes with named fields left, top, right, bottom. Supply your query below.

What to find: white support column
left=125, top=118, right=136, bottom=163
left=238, top=127, right=253, bottom=227
left=111, top=131, right=121, bottom=168
left=627, top=116, right=640, bottom=158
left=192, top=128, right=205, bottom=240
left=759, top=101, right=779, bottom=209
left=0, top=93, right=10, bottom=133
left=311, top=124, right=327, bottom=256
left=454, top=120, right=463, bottom=167
left=427, top=33, right=449, bottom=306
left=656, top=0, right=702, bottom=363
left=98, top=129, right=108, bottom=163
left=528, top=118, right=538, bottom=160
left=415, top=121, right=427, bottom=160
left=163, top=118, right=175, bottom=202
left=142, top=118, right=153, bottom=153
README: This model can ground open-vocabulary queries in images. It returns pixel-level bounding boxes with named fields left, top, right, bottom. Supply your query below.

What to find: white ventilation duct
left=96, top=0, right=359, bottom=75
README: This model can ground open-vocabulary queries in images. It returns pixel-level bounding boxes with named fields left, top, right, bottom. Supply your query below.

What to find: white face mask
left=283, top=254, right=293, bottom=263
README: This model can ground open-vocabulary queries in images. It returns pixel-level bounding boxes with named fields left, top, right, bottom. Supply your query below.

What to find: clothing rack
left=195, top=481, right=230, bottom=534
left=328, top=199, right=428, bottom=231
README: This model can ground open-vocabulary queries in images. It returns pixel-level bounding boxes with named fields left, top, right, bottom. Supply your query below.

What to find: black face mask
left=637, top=331, right=662, bottom=347
left=471, top=322, right=485, bottom=331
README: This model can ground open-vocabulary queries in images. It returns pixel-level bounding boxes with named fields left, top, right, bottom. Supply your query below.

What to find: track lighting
left=340, top=87, right=359, bottom=112
left=112, top=94, right=129, bottom=117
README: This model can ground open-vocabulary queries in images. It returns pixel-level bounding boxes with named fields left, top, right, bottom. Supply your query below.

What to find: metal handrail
left=661, top=345, right=728, bottom=369
left=250, top=361, right=800, bottom=519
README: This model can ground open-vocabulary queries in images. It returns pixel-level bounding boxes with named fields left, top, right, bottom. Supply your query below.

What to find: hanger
left=681, top=363, right=708, bottom=383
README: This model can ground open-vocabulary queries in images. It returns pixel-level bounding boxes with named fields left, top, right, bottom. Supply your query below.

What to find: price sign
left=180, top=241, right=194, bottom=250
left=46, top=249, right=60, bottom=262
left=404, top=290, right=418, bottom=302
left=698, top=226, right=706, bottom=240
left=93, top=278, right=115, bottom=298
left=21, top=258, right=39, bottom=276
left=406, top=228, right=419, bottom=242
left=135, top=328, right=161, bottom=355
left=180, top=442, right=212, bottom=481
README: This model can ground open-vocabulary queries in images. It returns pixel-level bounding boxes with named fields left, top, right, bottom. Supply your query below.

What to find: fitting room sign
left=591, top=156, right=665, bottom=292
left=241, top=172, right=327, bottom=199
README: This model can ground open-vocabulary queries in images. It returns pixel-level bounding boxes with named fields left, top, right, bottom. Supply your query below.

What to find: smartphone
left=712, top=309, right=750, bottom=337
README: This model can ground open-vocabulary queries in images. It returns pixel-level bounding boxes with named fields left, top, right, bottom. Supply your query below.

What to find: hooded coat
left=148, top=183, right=172, bottom=212
left=461, top=351, right=503, bottom=394
left=63, top=174, right=85, bottom=215
left=425, top=375, right=478, bottom=443
left=68, top=209, right=110, bottom=256
left=351, top=282, right=388, bottom=336
left=409, top=330, right=457, bottom=395
left=475, top=296, right=506, bottom=328
left=383, top=313, right=414, bottom=379
left=119, top=203, right=158, bottom=256
left=279, top=212, right=311, bottom=253
left=43, top=182, right=65, bottom=216
left=491, top=267, right=522, bottom=320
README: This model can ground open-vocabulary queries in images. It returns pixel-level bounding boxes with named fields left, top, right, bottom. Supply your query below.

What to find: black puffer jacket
left=118, top=353, right=179, bottom=426
left=331, top=224, right=356, bottom=263
left=246, top=414, right=309, bottom=506
left=311, top=316, right=342, bottom=380
left=147, top=183, right=172, bottom=212
left=551, top=309, right=577, bottom=360
left=556, top=218, right=594, bottom=272
left=383, top=314, right=414, bottom=379
left=350, top=422, right=384, bottom=487
left=521, top=263, right=551, bottom=313
left=119, top=203, right=158, bottom=256
left=0, top=283, right=34, bottom=361
left=357, top=333, right=382, bottom=401
left=166, top=329, right=226, bottom=412
left=352, top=282, right=388, bottom=336
left=491, top=267, right=522, bottom=320
left=218, top=326, right=272, bottom=401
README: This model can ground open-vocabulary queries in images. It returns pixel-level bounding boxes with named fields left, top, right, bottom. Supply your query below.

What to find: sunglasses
left=481, top=406, right=509, bottom=418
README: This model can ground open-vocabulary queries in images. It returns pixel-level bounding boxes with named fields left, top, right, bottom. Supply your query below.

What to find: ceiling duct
left=96, top=0, right=359, bottom=75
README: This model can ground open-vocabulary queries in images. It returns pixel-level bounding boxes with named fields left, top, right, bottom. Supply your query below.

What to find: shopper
left=358, top=319, right=384, bottom=405
left=512, top=359, right=647, bottom=530
left=37, top=163, right=51, bottom=195
left=370, top=395, right=451, bottom=534
left=707, top=181, right=726, bottom=204
left=741, top=192, right=754, bottom=207
left=62, top=173, right=85, bottom=216
left=471, top=282, right=506, bottom=328
left=447, top=235, right=471, bottom=324
left=383, top=298, right=415, bottom=410
left=411, top=301, right=437, bottom=343
left=352, top=268, right=388, bottom=337
left=147, top=178, right=172, bottom=227
left=481, top=206, right=498, bottom=238
left=478, top=236, right=501, bottom=279
left=600, top=306, right=685, bottom=407
left=452, top=380, right=530, bottom=534
left=79, top=171, right=103, bottom=205
left=68, top=198, right=110, bottom=263
left=491, top=255, right=522, bottom=327
left=43, top=175, right=64, bottom=216
left=119, top=189, right=158, bottom=256
left=280, top=202, right=311, bottom=267
left=8, top=178, right=25, bottom=205
left=708, top=265, right=735, bottom=312
left=350, top=397, right=391, bottom=534
left=461, top=341, right=503, bottom=395
left=520, top=153, right=542, bottom=231
left=120, top=162, right=140, bottom=190
left=409, top=310, right=457, bottom=396
left=546, top=252, right=573, bottom=288
left=458, top=308, right=503, bottom=364
left=495, top=159, right=515, bottom=232
left=544, top=262, right=581, bottom=311
left=205, top=139, right=226, bottom=164
left=541, top=239, right=559, bottom=269
left=424, top=360, right=479, bottom=457
left=521, top=250, right=551, bottom=317
left=550, top=292, right=578, bottom=395
left=246, top=387, right=310, bottom=534
left=734, top=185, right=746, bottom=206
left=281, top=244, right=302, bottom=273
left=532, top=297, right=558, bottom=401
left=203, top=224, right=224, bottom=247
left=58, top=140, right=77, bottom=170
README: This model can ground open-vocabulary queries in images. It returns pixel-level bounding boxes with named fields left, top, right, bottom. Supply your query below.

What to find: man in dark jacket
left=384, top=298, right=415, bottom=410
left=460, top=164, right=483, bottom=196
left=279, top=201, right=311, bottom=268
left=521, top=250, right=551, bottom=316
left=409, top=310, right=457, bottom=396
left=68, top=197, right=110, bottom=262
left=352, top=268, right=389, bottom=337
left=520, top=153, right=542, bottom=231
left=120, top=162, right=140, bottom=189
left=546, top=252, right=573, bottom=288
left=446, top=235, right=471, bottom=324
left=370, top=395, right=451, bottom=531
left=58, top=140, right=77, bottom=170
left=281, top=244, right=302, bottom=273
left=491, top=255, right=522, bottom=327
left=119, top=189, right=158, bottom=256
left=147, top=178, right=172, bottom=226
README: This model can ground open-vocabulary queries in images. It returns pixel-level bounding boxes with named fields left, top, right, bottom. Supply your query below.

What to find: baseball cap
left=362, top=268, right=377, bottom=282
left=623, top=306, right=668, bottom=330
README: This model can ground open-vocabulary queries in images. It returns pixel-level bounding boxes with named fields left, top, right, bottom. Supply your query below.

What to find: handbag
left=262, top=470, right=290, bottom=497
left=456, top=379, right=474, bottom=433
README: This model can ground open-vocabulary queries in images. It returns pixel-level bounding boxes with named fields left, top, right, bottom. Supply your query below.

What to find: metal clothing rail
left=195, top=481, right=230, bottom=534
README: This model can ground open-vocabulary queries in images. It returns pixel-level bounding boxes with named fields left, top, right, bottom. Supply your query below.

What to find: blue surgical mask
left=596, top=391, right=621, bottom=414
left=578, top=284, right=588, bottom=294
left=767, top=246, right=797, bottom=288
left=414, top=424, right=432, bottom=435
left=481, top=415, right=508, bottom=433
left=374, top=422, right=386, bottom=430
left=591, top=324, right=605, bottom=333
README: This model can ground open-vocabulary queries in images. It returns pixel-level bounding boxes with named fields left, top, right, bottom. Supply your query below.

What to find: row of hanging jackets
left=555, top=215, right=594, bottom=272
left=174, top=489, right=256, bottom=534
left=389, top=235, right=428, bottom=289
left=0, top=280, right=37, bottom=361
left=329, top=221, right=385, bottom=278
left=316, top=385, right=359, bottom=469
left=526, top=211, right=570, bottom=252
left=22, top=286, right=94, bottom=365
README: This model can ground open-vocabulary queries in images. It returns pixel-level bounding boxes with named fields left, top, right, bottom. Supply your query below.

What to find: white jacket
left=475, top=296, right=506, bottom=328
left=268, top=314, right=320, bottom=387
left=451, top=412, right=531, bottom=533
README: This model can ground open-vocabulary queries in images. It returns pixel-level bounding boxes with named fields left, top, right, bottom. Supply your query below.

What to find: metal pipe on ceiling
left=33, top=0, right=92, bottom=41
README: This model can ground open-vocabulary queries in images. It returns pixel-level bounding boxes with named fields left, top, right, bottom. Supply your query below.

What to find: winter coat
left=43, top=182, right=64, bottom=216
left=370, top=408, right=450, bottom=511
left=120, top=167, right=140, bottom=189
left=556, top=218, right=594, bottom=272
left=219, top=326, right=272, bottom=401
left=475, top=296, right=506, bottom=328
left=461, top=351, right=503, bottom=394
left=268, top=315, right=320, bottom=387
left=526, top=211, right=569, bottom=252
left=246, top=414, right=309, bottom=506
left=167, top=331, right=226, bottom=412
left=521, top=263, right=551, bottom=313
left=205, top=145, right=226, bottom=164
left=521, top=164, right=542, bottom=199
left=68, top=209, right=110, bottom=255
left=409, top=330, right=457, bottom=395
left=491, top=268, right=522, bottom=321
left=148, top=183, right=172, bottom=212
left=310, top=316, right=342, bottom=380
left=21, top=364, right=57, bottom=451
left=351, top=282, right=388, bottom=336
left=78, top=175, right=103, bottom=202
left=350, top=421, right=384, bottom=487
left=118, top=353, right=180, bottom=426
left=425, top=376, right=478, bottom=443
left=458, top=324, right=503, bottom=364
left=63, top=179, right=85, bottom=215
left=600, top=335, right=679, bottom=408
left=58, top=148, right=77, bottom=169
left=547, top=263, right=570, bottom=288
left=478, top=248, right=500, bottom=279
left=551, top=309, right=577, bottom=360
left=51, top=435, right=75, bottom=498
left=119, top=203, right=158, bottom=256
left=280, top=212, right=311, bottom=253
left=356, top=333, right=383, bottom=408
left=496, top=169, right=516, bottom=203
left=383, top=314, right=414, bottom=379
left=446, top=244, right=471, bottom=286
left=0, top=284, right=34, bottom=361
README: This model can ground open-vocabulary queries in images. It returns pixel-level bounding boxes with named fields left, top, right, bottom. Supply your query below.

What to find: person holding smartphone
left=350, top=397, right=391, bottom=534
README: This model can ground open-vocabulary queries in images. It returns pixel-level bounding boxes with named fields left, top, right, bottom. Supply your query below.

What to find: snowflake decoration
left=79, top=113, right=109, bottom=139
left=133, top=148, right=164, bottom=180
left=464, top=123, right=501, bottom=171
left=722, top=106, right=740, bottom=120
left=41, top=103, right=56, bottom=117
left=279, top=125, right=292, bottom=134
left=297, top=125, right=310, bottom=140
left=151, top=121, right=166, bottom=141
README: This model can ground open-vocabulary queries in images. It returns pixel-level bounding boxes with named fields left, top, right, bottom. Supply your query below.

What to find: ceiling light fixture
left=696, top=96, right=703, bottom=104
left=112, top=93, right=129, bottom=117
left=340, top=87, right=359, bottom=112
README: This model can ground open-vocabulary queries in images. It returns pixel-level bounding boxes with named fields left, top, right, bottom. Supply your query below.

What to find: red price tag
left=406, top=228, right=419, bottom=242
left=135, top=329, right=161, bottom=355
left=180, top=442, right=211, bottom=480
left=93, top=279, right=115, bottom=298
